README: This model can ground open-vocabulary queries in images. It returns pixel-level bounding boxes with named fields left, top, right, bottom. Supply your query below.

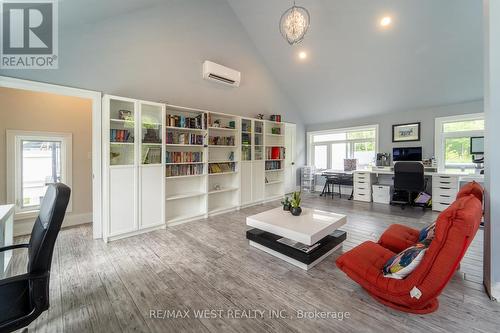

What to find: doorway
left=0, top=76, right=102, bottom=239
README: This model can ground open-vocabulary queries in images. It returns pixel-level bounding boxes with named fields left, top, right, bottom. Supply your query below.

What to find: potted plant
left=290, top=191, right=302, bottom=216
left=281, top=196, right=291, bottom=211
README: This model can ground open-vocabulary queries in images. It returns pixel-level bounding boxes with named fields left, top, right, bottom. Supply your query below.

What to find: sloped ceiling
left=227, top=0, right=483, bottom=125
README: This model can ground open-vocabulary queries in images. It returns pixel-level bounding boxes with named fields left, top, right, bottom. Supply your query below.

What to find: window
left=435, top=113, right=484, bottom=170
left=308, top=125, right=378, bottom=170
left=6, top=130, right=72, bottom=218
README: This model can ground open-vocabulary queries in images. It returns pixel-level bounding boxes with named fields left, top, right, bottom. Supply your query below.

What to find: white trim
left=434, top=113, right=485, bottom=170
left=0, top=76, right=103, bottom=239
left=13, top=212, right=92, bottom=237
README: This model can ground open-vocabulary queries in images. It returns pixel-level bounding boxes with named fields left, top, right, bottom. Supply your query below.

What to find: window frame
left=307, top=124, right=379, bottom=170
left=6, top=130, right=73, bottom=220
left=434, top=113, right=484, bottom=170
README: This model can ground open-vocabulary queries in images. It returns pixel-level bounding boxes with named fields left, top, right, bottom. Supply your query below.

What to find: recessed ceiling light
left=298, top=51, right=307, bottom=60
left=380, top=16, right=392, bottom=27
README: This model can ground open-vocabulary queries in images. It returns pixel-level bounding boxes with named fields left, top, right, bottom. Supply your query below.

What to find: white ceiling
left=227, top=0, right=483, bottom=125
left=56, top=0, right=483, bottom=126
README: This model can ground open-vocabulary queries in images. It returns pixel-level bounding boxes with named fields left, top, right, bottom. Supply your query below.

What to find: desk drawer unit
left=353, top=172, right=377, bottom=202
left=432, top=176, right=459, bottom=211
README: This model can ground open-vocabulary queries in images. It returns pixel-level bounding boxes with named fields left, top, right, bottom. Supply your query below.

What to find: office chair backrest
left=393, top=161, right=425, bottom=192
left=28, top=183, right=71, bottom=273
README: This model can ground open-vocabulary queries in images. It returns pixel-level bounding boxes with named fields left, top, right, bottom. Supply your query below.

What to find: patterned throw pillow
left=383, top=243, right=428, bottom=279
left=418, top=221, right=436, bottom=242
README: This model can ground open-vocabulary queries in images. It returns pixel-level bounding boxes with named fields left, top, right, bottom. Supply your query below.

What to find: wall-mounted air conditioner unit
left=202, top=60, right=241, bottom=87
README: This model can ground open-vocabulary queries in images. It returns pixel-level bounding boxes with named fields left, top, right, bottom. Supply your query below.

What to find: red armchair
left=379, top=181, right=484, bottom=254
left=336, top=182, right=483, bottom=314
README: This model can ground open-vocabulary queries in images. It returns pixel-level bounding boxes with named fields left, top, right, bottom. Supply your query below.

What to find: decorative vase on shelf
left=290, top=191, right=302, bottom=216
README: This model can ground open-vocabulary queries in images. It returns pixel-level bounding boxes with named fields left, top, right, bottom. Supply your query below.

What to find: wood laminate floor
left=8, top=194, right=500, bottom=333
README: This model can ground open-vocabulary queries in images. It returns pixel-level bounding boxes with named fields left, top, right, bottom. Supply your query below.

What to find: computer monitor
left=392, top=147, right=422, bottom=162
left=470, top=136, right=484, bottom=154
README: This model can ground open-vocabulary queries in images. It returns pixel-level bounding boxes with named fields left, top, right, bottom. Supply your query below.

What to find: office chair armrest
left=0, top=271, right=49, bottom=287
left=0, top=244, right=29, bottom=253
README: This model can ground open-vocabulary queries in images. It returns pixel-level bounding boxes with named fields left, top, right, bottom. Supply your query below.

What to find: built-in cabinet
left=103, top=96, right=291, bottom=241
left=103, top=95, right=165, bottom=241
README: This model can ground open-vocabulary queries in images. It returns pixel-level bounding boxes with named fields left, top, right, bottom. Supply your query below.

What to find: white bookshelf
left=165, top=105, right=208, bottom=225
left=264, top=120, right=285, bottom=200
left=104, top=99, right=289, bottom=240
left=207, top=112, right=240, bottom=215
left=103, top=95, right=166, bottom=242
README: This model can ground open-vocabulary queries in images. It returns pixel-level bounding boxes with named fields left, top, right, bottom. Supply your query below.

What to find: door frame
left=285, top=122, right=297, bottom=193
left=0, top=76, right=103, bottom=239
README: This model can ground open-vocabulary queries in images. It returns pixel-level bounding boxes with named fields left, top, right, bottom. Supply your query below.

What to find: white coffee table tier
left=246, top=207, right=346, bottom=245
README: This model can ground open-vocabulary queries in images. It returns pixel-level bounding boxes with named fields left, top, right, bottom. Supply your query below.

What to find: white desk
left=0, top=204, right=14, bottom=278
left=351, top=168, right=483, bottom=211
left=317, top=168, right=484, bottom=212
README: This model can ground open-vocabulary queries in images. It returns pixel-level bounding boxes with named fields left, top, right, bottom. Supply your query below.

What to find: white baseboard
left=14, top=212, right=92, bottom=237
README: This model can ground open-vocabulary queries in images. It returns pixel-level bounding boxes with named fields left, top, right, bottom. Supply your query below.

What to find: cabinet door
left=139, top=102, right=165, bottom=229
left=140, top=165, right=164, bottom=228
left=252, top=161, right=265, bottom=202
left=109, top=167, right=136, bottom=236
left=241, top=162, right=252, bottom=205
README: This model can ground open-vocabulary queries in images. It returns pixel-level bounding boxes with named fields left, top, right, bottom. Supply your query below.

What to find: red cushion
left=336, top=194, right=483, bottom=314
left=456, top=181, right=483, bottom=202
left=378, top=224, right=420, bottom=253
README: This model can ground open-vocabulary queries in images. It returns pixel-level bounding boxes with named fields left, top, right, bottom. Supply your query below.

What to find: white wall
left=0, top=0, right=306, bottom=167
left=307, top=100, right=483, bottom=160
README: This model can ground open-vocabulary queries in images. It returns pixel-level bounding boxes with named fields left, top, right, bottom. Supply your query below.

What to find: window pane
left=313, top=145, right=327, bottom=169
left=313, top=132, right=346, bottom=142
left=21, top=140, right=62, bottom=208
left=331, top=143, right=347, bottom=170
left=347, top=129, right=376, bottom=140
left=444, top=137, right=473, bottom=168
left=353, top=141, right=375, bottom=167
left=443, top=119, right=484, bottom=133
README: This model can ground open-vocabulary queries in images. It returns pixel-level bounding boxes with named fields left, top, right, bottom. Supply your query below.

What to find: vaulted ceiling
left=227, top=0, right=483, bottom=125
left=11, top=1, right=484, bottom=126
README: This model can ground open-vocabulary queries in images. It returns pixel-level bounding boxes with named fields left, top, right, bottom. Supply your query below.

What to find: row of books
left=166, top=132, right=203, bottom=145
left=110, top=129, right=132, bottom=143
left=166, top=164, right=204, bottom=177
left=209, top=136, right=235, bottom=146
left=208, top=162, right=235, bottom=174
left=266, top=147, right=285, bottom=160
left=166, top=114, right=203, bottom=129
left=270, top=114, right=282, bottom=122
left=165, top=151, right=203, bottom=163
left=265, top=160, right=282, bottom=171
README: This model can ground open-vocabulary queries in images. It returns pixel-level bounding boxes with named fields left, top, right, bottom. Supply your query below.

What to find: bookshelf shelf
left=209, top=171, right=237, bottom=176
left=208, top=187, right=238, bottom=194
left=166, top=126, right=206, bottom=132
left=166, top=144, right=204, bottom=147
left=266, top=180, right=283, bottom=185
left=166, top=174, right=207, bottom=179
left=166, top=192, right=206, bottom=201
left=165, top=162, right=204, bottom=165
left=208, top=127, right=237, bottom=132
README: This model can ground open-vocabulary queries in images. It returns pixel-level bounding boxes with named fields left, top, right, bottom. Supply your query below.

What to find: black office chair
left=0, top=183, right=71, bottom=333
left=391, top=162, right=426, bottom=209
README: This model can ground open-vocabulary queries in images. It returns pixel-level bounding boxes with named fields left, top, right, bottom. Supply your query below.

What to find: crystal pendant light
left=279, top=1, right=311, bottom=45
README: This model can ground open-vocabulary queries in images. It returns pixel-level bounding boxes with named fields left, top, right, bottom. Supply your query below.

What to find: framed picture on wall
left=392, top=122, right=421, bottom=142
